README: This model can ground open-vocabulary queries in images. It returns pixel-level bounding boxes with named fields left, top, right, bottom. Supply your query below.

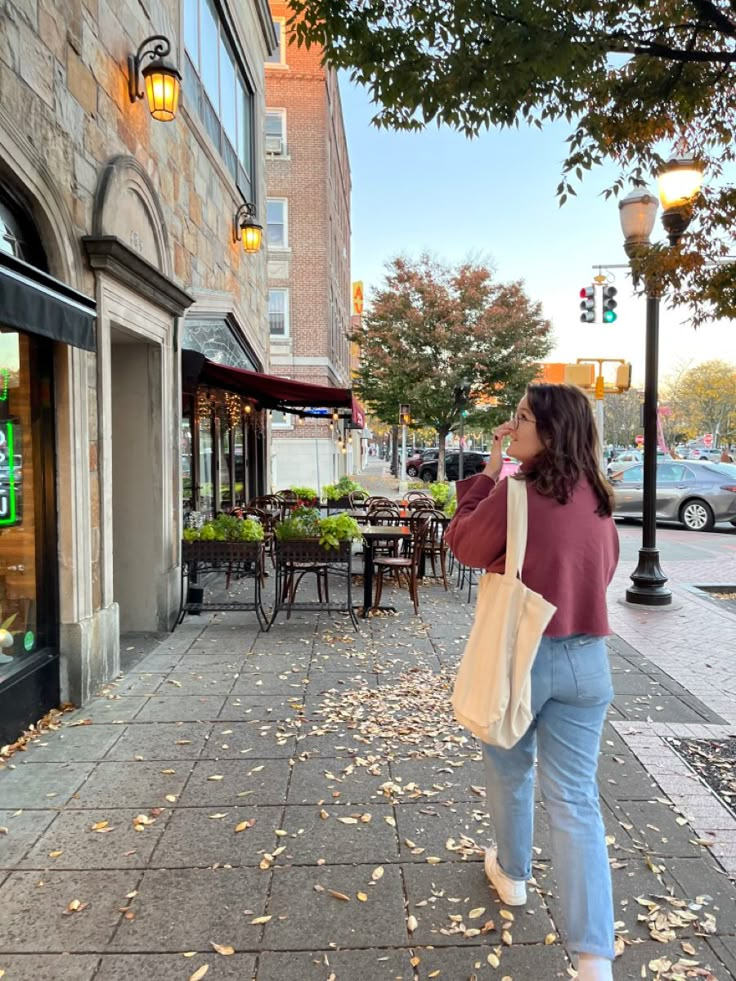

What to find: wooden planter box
left=269, top=537, right=358, bottom=630
left=323, top=496, right=352, bottom=511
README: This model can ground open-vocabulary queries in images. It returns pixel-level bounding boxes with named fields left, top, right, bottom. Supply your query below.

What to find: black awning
left=0, top=251, right=96, bottom=351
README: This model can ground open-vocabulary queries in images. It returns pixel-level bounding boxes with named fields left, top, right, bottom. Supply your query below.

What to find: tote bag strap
left=503, top=477, right=529, bottom=579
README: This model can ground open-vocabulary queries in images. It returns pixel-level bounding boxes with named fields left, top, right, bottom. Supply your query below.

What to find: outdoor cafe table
left=360, top=525, right=412, bottom=616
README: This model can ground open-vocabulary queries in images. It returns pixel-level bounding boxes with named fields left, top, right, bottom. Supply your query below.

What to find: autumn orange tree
left=661, top=360, right=736, bottom=441
left=352, top=255, right=551, bottom=479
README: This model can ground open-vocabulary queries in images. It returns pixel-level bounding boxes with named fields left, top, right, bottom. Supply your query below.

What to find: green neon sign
left=0, top=369, right=9, bottom=401
left=0, top=421, right=17, bottom=526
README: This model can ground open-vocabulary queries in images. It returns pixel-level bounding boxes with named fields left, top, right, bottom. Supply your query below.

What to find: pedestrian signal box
left=615, top=363, right=632, bottom=391
left=399, top=403, right=411, bottom=425
left=579, top=287, right=596, bottom=323
left=564, top=363, right=596, bottom=388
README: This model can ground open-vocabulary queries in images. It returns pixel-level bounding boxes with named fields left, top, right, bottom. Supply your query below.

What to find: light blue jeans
left=482, top=633, right=615, bottom=960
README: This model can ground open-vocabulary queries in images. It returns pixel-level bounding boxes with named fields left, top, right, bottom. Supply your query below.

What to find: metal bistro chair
left=348, top=489, right=369, bottom=508
left=373, top=516, right=430, bottom=615
left=405, top=490, right=431, bottom=503
left=424, top=511, right=450, bottom=589
left=367, top=505, right=403, bottom=560
left=365, top=496, right=395, bottom=511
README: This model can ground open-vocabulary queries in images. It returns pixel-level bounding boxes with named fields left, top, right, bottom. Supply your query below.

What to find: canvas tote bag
left=451, top=477, right=557, bottom=748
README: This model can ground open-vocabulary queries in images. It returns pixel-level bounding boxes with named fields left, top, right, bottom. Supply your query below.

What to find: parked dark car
left=406, top=447, right=439, bottom=477
left=419, top=451, right=488, bottom=482
left=610, top=460, right=736, bottom=531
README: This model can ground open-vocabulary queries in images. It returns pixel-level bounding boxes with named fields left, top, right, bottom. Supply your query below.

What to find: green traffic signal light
left=602, top=285, right=618, bottom=323
left=603, top=309, right=618, bottom=323
left=461, top=409, right=469, bottom=417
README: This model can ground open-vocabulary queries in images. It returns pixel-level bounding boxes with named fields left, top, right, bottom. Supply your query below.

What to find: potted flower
left=274, top=507, right=361, bottom=562
left=289, top=485, right=320, bottom=507
left=322, top=476, right=365, bottom=510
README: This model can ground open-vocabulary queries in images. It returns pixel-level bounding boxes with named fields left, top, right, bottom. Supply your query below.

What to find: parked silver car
left=610, top=461, right=736, bottom=531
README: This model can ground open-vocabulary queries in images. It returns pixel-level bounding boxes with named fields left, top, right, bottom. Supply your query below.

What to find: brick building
left=0, top=0, right=276, bottom=740
left=264, top=3, right=354, bottom=491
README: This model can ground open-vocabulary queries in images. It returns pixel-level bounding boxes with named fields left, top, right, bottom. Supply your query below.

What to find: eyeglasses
left=509, top=413, right=537, bottom=429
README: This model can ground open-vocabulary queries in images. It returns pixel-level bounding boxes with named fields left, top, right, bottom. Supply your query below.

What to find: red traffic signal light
left=579, top=286, right=596, bottom=323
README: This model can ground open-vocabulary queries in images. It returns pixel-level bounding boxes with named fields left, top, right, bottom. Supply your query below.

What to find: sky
left=340, top=77, right=735, bottom=389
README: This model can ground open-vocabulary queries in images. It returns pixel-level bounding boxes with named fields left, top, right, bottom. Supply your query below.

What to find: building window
left=183, top=0, right=255, bottom=201
left=266, top=110, right=286, bottom=156
left=271, top=410, right=292, bottom=429
left=268, top=288, right=289, bottom=337
left=266, top=18, right=286, bottom=65
left=266, top=199, right=288, bottom=249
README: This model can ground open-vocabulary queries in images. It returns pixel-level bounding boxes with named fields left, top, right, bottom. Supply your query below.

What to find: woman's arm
left=445, top=474, right=509, bottom=569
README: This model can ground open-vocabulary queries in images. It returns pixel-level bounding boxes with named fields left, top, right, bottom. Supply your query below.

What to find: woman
left=446, top=383, right=619, bottom=981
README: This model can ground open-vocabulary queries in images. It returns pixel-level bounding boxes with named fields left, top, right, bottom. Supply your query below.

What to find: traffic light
left=602, top=286, right=618, bottom=323
left=461, top=408, right=469, bottom=418
left=579, top=286, right=596, bottom=323
left=564, top=363, right=596, bottom=388
left=399, top=403, right=411, bottom=425
left=615, top=363, right=632, bottom=391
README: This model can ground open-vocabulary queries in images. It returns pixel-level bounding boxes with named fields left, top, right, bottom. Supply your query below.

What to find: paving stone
left=309, top=653, right=374, bottom=674
left=149, top=804, right=282, bottom=868
left=612, top=674, right=672, bottom=696
left=0, top=954, right=100, bottom=980
left=607, top=799, right=702, bottom=857
left=18, top=808, right=169, bottom=870
left=130, top=652, right=183, bottom=673
left=613, top=937, right=726, bottom=979
left=71, top=761, right=194, bottom=809
left=218, top=693, right=308, bottom=722
left=203, top=722, right=296, bottom=759
left=104, top=723, right=212, bottom=761
left=707, top=936, right=736, bottom=976
left=175, top=653, right=252, bottom=670
left=287, top=757, right=389, bottom=804
left=256, top=948, right=413, bottom=980
left=0, top=809, right=56, bottom=868
left=133, top=695, right=226, bottom=722
left=64, top=698, right=147, bottom=724
left=408, top=942, right=570, bottom=979
left=107, top=867, right=269, bottom=951
left=613, top=694, right=712, bottom=723
left=402, top=860, right=555, bottom=946
left=262, top=863, right=407, bottom=949
left=95, top=953, right=257, bottom=980
left=388, top=756, right=485, bottom=802
left=230, top=673, right=308, bottom=696
left=597, top=751, right=661, bottom=800
left=276, top=802, right=399, bottom=864
left=0, top=869, right=137, bottom=951
left=0, top=762, right=94, bottom=808
left=179, top=758, right=291, bottom=806
left=100, top=673, right=168, bottom=696
left=19, top=724, right=123, bottom=763
left=665, top=856, right=736, bottom=919
left=154, top=671, right=239, bottom=696
left=394, top=799, right=489, bottom=863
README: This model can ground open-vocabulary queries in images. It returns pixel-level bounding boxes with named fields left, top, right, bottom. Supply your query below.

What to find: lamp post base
left=625, top=547, right=672, bottom=606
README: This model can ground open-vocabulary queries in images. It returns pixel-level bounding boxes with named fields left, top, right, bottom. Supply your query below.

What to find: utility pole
left=398, top=403, right=411, bottom=494
left=453, top=380, right=471, bottom=481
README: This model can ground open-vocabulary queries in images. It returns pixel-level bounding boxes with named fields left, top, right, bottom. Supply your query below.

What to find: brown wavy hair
left=519, top=383, right=614, bottom=517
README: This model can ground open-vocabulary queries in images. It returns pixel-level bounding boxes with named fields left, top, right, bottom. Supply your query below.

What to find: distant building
left=264, top=3, right=354, bottom=491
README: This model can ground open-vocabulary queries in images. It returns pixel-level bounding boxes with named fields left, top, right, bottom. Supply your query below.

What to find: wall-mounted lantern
left=128, top=35, right=181, bottom=122
left=233, top=201, right=263, bottom=254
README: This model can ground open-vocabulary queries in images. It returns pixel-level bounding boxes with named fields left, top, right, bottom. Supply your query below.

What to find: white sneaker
left=484, top=847, right=527, bottom=906
left=577, top=954, right=613, bottom=981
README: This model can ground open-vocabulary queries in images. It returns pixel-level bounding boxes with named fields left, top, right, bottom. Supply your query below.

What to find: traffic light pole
left=399, top=424, right=408, bottom=495
left=458, top=413, right=465, bottom=481
left=625, top=292, right=672, bottom=606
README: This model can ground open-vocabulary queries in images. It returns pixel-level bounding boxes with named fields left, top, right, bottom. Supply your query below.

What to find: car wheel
left=679, top=499, right=715, bottom=532
left=407, top=466, right=418, bottom=477
left=420, top=470, right=432, bottom=484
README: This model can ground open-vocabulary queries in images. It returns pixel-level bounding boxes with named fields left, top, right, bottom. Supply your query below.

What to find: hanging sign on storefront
left=0, top=420, right=18, bottom=525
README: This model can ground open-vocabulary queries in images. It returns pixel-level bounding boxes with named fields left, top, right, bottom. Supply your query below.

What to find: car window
left=619, top=465, right=643, bottom=483
left=657, top=463, right=687, bottom=481
left=703, top=463, right=736, bottom=479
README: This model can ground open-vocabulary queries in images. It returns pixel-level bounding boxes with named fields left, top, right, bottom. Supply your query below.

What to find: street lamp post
left=618, top=158, right=703, bottom=607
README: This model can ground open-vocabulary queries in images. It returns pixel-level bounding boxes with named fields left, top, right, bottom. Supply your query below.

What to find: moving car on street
left=406, top=447, right=439, bottom=477
left=610, top=460, right=736, bottom=531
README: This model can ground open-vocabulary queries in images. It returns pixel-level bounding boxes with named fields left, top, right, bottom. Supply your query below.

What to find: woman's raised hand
left=484, top=421, right=515, bottom=480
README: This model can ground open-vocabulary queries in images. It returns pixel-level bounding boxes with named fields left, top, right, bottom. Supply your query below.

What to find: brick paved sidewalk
left=2, top=564, right=736, bottom=981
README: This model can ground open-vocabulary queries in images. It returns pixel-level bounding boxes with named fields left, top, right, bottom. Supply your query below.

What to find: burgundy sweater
left=445, top=473, right=619, bottom=637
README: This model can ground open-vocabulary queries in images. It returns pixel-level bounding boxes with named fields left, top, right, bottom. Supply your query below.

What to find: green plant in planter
left=444, top=496, right=457, bottom=517
left=183, top=515, right=264, bottom=542
left=428, top=482, right=452, bottom=507
left=289, top=485, right=319, bottom=502
left=318, top=513, right=362, bottom=549
left=322, top=476, right=364, bottom=501
left=274, top=507, right=322, bottom=541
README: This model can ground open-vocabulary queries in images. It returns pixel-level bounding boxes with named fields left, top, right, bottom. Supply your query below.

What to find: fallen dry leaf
left=189, top=966, right=209, bottom=981
left=407, top=914, right=418, bottom=932
left=235, top=820, right=255, bottom=833
left=371, top=867, right=384, bottom=881
left=250, top=915, right=271, bottom=924
left=210, top=941, right=235, bottom=955
left=327, top=889, right=350, bottom=901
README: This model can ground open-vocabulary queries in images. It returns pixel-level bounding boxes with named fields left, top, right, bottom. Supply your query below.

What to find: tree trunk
left=391, top=424, right=399, bottom=476
left=437, top=427, right=449, bottom=482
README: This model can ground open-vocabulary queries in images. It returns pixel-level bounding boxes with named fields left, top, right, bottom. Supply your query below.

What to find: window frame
left=265, top=108, right=287, bottom=156
left=268, top=287, right=290, bottom=338
left=266, top=198, right=288, bottom=250
left=266, top=17, right=287, bottom=67
left=183, top=0, right=257, bottom=203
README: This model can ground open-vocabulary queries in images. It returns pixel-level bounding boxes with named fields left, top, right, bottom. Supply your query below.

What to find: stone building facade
left=264, top=2, right=354, bottom=491
left=0, top=0, right=275, bottom=741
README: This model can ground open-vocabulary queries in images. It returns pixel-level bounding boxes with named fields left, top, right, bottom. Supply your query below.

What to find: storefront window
left=219, top=422, right=232, bottom=509
left=181, top=416, right=193, bottom=510
left=233, top=421, right=245, bottom=505
left=0, top=329, right=53, bottom=678
left=198, top=417, right=214, bottom=514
